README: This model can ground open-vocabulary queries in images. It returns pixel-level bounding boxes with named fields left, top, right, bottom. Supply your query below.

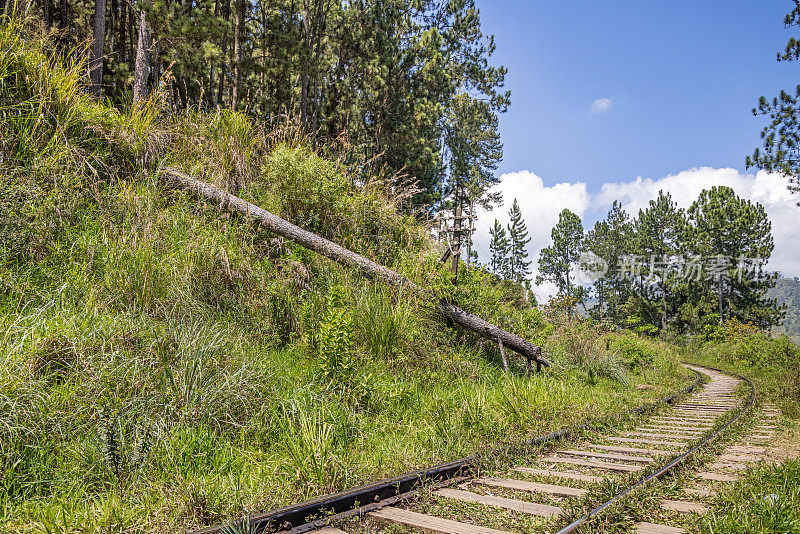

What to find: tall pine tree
left=633, top=190, right=685, bottom=331
left=489, top=218, right=509, bottom=277
left=687, top=186, right=783, bottom=327
left=747, top=0, right=800, bottom=199
left=506, top=199, right=531, bottom=283
left=537, top=208, right=583, bottom=296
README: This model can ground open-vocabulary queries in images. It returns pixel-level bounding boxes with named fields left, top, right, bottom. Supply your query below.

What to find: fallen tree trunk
left=162, top=168, right=549, bottom=368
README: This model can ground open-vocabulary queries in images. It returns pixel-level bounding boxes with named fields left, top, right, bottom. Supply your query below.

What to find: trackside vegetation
left=0, top=16, right=695, bottom=533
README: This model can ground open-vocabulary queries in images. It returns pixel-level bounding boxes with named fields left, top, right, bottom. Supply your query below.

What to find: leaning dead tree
left=162, top=169, right=549, bottom=370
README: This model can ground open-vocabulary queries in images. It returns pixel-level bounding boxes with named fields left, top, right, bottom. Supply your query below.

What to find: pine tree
left=747, top=1, right=800, bottom=199
left=687, top=186, right=783, bottom=327
left=634, top=190, right=685, bottom=331
left=442, top=92, right=504, bottom=266
left=489, top=219, right=509, bottom=276
left=583, top=220, right=610, bottom=319
left=30, top=0, right=510, bottom=207
left=506, top=199, right=531, bottom=283
left=537, top=209, right=583, bottom=296
left=596, top=201, right=633, bottom=322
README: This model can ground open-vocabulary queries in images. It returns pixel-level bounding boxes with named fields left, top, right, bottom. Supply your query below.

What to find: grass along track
left=195, top=364, right=765, bottom=534
left=340, top=364, right=746, bottom=534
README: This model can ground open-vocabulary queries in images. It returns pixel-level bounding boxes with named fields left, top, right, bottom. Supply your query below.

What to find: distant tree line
left=536, top=186, right=784, bottom=334
left=7, top=0, right=509, bottom=213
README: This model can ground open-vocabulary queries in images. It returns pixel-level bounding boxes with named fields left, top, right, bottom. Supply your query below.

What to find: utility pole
left=435, top=194, right=477, bottom=285
left=451, top=200, right=462, bottom=278
left=465, top=196, right=475, bottom=267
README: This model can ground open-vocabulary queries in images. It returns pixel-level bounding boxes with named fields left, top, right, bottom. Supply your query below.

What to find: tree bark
left=217, top=0, right=230, bottom=106
left=88, top=0, right=106, bottom=96
left=162, top=168, right=549, bottom=368
left=132, top=6, right=151, bottom=104
left=498, top=339, right=509, bottom=373
left=59, top=0, right=68, bottom=36
left=232, top=0, right=245, bottom=109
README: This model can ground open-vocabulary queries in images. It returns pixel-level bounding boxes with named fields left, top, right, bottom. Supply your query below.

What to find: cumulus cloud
left=594, top=167, right=799, bottom=280
left=474, top=171, right=589, bottom=302
left=590, top=97, right=613, bottom=114
left=475, top=167, right=799, bottom=302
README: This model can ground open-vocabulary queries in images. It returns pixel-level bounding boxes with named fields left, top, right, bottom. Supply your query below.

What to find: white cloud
left=590, top=97, right=613, bottom=114
left=475, top=167, right=800, bottom=302
left=474, top=170, right=589, bottom=302
left=594, top=166, right=799, bottom=280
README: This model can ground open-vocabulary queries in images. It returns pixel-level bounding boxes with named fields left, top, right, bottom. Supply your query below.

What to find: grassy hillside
left=0, top=18, right=690, bottom=533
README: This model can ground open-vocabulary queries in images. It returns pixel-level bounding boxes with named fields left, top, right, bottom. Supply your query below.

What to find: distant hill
left=768, top=275, right=800, bottom=340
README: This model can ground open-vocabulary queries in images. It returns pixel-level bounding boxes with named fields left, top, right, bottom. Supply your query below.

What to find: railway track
left=199, top=364, right=762, bottom=534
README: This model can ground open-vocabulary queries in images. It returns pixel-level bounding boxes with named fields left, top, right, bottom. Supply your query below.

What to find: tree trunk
left=162, top=168, right=549, bottom=368
left=498, top=339, right=509, bottom=373
left=59, top=0, right=68, bottom=34
left=132, top=6, right=151, bottom=104
left=465, top=196, right=474, bottom=267
left=232, top=0, right=244, bottom=109
left=88, top=0, right=106, bottom=96
left=218, top=0, right=230, bottom=106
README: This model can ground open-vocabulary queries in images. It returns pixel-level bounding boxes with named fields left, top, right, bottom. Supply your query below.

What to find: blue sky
left=478, top=0, right=796, bottom=184
left=471, top=0, right=800, bottom=296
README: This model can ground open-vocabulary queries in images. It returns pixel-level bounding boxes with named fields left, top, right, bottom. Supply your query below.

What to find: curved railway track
left=197, top=364, right=762, bottom=534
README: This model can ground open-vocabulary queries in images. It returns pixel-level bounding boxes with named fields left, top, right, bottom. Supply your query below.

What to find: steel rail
left=553, top=362, right=756, bottom=534
left=191, top=369, right=704, bottom=534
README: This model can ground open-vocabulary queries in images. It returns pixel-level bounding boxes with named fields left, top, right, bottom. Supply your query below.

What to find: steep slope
left=0, top=18, right=689, bottom=533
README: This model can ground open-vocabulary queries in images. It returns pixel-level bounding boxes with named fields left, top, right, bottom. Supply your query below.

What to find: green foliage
left=692, top=319, right=800, bottom=407
left=570, top=185, right=782, bottom=337
left=594, top=201, right=634, bottom=322
left=318, top=286, right=355, bottom=383
left=506, top=199, right=531, bottom=283
left=25, top=0, right=511, bottom=206
left=687, top=185, right=782, bottom=328
left=608, top=334, right=657, bottom=371
left=488, top=218, right=509, bottom=276
left=634, top=190, right=685, bottom=330
left=0, top=24, right=690, bottom=533
left=537, top=208, right=583, bottom=297
left=747, top=1, right=800, bottom=198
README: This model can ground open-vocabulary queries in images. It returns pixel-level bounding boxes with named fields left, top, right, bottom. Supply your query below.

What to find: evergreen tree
left=633, top=190, right=686, bottom=331
left=537, top=208, right=583, bottom=296
left=506, top=199, right=531, bottom=283
left=747, top=1, right=800, bottom=199
left=442, top=92, right=504, bottom=265
left=687, top=186, right=783, bottom=327
left=603, top=201, right=633, bottom=321
left=489, top=218, right=509, bottom=276
left=29, top=0, right=510, bottom=207
left=583, top=220, right=611, bottom=319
